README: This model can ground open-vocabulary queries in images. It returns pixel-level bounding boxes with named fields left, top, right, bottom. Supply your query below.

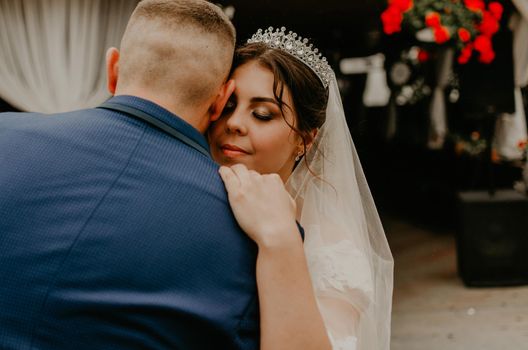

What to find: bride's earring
left=295, top=151, right=304, bottom=162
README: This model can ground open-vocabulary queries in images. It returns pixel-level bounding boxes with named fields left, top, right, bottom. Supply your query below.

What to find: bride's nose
left=225, top=110, right=248, bottom=135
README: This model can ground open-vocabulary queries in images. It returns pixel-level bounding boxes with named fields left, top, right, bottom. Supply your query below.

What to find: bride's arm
left=219, top=164, right=331, bottom=350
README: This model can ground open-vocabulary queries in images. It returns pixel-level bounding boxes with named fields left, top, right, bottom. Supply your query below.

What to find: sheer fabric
left=0, top=0, right=137, bottom=113
left=286, top=75, right=394, bottom=350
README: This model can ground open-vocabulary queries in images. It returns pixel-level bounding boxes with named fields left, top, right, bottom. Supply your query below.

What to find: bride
left=209, top=27, right=394, bottom=350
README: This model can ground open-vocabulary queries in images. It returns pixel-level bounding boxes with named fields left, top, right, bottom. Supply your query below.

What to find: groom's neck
left=114, top=86, right=210, bottom=134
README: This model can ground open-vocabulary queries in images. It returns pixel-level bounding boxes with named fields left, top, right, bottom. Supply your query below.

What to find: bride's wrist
left=255, top=222, right=303, bottom=251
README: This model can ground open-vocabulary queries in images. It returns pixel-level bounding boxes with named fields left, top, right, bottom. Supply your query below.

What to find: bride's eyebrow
left=250, top=97, right=278, bottom=105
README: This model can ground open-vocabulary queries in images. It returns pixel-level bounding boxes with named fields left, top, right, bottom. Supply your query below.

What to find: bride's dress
left=306, top=238, right=371, bottom=350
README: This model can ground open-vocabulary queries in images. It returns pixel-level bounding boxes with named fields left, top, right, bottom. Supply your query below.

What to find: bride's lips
left=220, top=144, right=249, bottom=157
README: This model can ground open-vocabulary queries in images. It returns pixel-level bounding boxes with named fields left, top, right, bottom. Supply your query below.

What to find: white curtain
left=0, top=0, right=138, bottom=113
left=494, top=3, right=528, bottom=160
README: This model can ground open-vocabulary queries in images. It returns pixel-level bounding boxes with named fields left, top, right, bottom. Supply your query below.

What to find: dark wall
left=217, top=0, right=387, bottom=58
left=457, top=0, right=516, bottom=116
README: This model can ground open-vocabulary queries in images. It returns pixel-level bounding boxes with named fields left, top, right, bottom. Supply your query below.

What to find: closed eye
left=252, top=111, right=273, bottom=121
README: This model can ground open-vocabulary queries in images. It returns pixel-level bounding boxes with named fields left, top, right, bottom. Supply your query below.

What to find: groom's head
left=106, top=0, right=235, bottom=130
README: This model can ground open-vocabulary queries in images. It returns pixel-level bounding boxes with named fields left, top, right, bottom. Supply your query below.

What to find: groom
left=0, top=1, right=259, bottom=349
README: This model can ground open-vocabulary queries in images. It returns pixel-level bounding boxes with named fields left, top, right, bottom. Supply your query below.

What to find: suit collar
left=104, top=95, right=210, bottom=156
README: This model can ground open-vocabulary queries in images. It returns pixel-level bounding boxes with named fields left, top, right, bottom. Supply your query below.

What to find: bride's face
left=208, top=61, right=302, bottom=182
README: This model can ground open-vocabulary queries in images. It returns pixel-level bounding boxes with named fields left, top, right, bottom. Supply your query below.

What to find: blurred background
left=1, top=0, right=527, bottom=348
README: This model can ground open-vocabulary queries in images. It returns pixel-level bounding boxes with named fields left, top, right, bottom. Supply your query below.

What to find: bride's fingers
left=218, top=166, right=240, bottom=194
left=230, top=163, right=252, bottom=186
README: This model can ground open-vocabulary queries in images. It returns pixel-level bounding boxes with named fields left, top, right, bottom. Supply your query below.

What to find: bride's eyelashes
left=252, top=102, right=281, bottom=121
left=252, top=110, right=273, bottom=121
left=221, top=99, right=276, bottom=121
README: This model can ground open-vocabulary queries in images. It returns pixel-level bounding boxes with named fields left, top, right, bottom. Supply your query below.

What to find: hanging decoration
left=381, top=0, right=504, bottom=64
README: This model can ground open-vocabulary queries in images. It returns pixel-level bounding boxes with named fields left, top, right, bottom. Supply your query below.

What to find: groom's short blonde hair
left=118, top=0, right=235, bottom=106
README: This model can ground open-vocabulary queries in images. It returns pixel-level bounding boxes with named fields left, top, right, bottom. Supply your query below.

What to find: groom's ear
left=106, top=47, right=120, bottom=95
left=209, top=79, right=235, bottom=122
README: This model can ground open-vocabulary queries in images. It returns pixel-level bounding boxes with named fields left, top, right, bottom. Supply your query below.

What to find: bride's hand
left=219, top=164, right=300, bottom=248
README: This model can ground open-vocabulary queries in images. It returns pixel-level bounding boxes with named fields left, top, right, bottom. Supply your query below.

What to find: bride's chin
left=218, top=158, right=246, bottom=167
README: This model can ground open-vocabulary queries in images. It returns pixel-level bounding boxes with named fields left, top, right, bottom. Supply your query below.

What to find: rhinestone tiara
left=247, top=27, right=333, bottom=89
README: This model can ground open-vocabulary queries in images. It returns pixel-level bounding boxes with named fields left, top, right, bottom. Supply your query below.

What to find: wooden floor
left=385, top=217, right=528, bottom=350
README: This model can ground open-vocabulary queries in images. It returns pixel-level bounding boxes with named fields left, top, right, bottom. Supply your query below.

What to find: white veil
left=286, top=74, right=394, bottom=350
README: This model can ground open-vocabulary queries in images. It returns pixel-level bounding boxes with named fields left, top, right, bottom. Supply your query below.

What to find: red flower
left=458, top=55, right=470, bottom=65
left=479, top=11, right=500, bottom=36
left=488, top=2, right=503, bottom=20
left=425, top=12, right=441, bottom=28
left=464, top=0, right=485, bottom=12
left=479, top=49, right=495, bottom=63
left=458, top=28, right=471, bottom=42
left=518, top=140, right=528, bottom=150
left=390, top=0, right=413, bottom=12
left=418, top=49, right=430, bottom=62
left=458, top=44, right=473, bottom=64
left=381, top=5, right=403, bottom=34
left=434, top=26, right=450, bottom=44
left=474, top=35, right=495, bottom=63
left=474, top=34, right=492, bottom=53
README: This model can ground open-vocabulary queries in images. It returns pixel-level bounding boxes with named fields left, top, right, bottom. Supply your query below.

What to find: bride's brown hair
left=232, top=42, right=329, bottom=160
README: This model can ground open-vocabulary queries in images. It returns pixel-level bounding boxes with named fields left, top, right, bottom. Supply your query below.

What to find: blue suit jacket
left=0, top=96, right=259, bottom=349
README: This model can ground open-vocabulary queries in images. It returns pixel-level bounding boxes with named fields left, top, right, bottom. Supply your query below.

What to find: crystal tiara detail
left=247, top=27, right=333, bottom=89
